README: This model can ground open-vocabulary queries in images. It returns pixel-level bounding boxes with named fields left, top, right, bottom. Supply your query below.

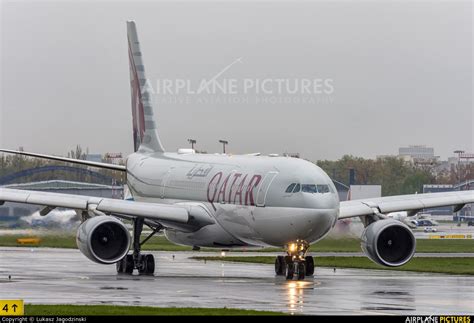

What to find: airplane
left=0, top=21, right=473, bottom=280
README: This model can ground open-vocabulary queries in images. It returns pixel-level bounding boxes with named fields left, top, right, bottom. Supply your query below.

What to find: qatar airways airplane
left=1, top=21, right=472, bottom=280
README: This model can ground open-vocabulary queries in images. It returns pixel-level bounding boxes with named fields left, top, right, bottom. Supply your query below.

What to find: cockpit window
left=298, top=184, right=332, bottom=193
left=287, top=183, right=332, bottom=194
left=317, top=184, right=330, bottom=193
left=293, top=184, right=301, bottom=193
left=301, top=184, right=318, bottom=193
left=285, top=183, right=296, bottom=193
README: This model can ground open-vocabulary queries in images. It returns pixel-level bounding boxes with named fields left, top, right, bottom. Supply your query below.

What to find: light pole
left=454, top=150, right=465, bottom=184
left=219, top=140, right=228, bottom=154
left=453, top=150, right=465, bottom=224
left=187, top=139, right=196, bottom=150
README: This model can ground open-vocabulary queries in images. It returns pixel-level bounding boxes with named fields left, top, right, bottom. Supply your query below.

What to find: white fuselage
left=126, top=152, right=340, bottom=248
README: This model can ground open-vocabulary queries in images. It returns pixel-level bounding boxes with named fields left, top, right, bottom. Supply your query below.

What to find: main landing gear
left=116, top=218, right=161, bottom=275
left=274, top=240, right=314, bottom=280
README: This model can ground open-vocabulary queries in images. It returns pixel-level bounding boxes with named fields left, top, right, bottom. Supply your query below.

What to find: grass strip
left=1, top=234, right=473, bottom=253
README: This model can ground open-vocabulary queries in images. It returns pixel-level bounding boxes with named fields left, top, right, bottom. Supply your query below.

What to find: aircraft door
left=256, top=171, right=278, bottom=207
left=161, top=167, right=174, bottom=198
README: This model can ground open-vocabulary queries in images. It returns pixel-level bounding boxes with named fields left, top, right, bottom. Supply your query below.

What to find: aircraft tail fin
left=127, top=21, right=165, bottom=153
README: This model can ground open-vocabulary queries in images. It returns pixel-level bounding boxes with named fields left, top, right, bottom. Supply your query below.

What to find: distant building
left=450, top=153, right=474, bottom=165
left=85, top=154, right=102, bottom=163
left=398, top=145, right=434, bottom=159
left=448, top=157, right=459, bottom=165
left=331, top=180, right=349, bottom=202
left=398, top=145, right=439, bottom=166
left=399, top=145, right=434, bottom=160
left=104, top=153, right=124, bottom=165
left=423, top=185, right=454, bottom=216
left=422, top=184, right=472, bottom=220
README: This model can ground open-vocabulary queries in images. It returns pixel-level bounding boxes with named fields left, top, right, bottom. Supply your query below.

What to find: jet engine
left=361, top=218, right=416, bottom=267
left=76, top=216, right=130, bottom=264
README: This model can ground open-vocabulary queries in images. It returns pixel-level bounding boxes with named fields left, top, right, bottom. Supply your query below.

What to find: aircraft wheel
left=138, top=254, right=155, bottom=275
left=145, top=254, right=155, bottom=275
left=138, top=255, right=146, bottom=275
left=285, top=259, right=295, bottom=280
left=116, top=258, right=124, bottom=273
left=275, top=256, right=285, bottom=275
left=305, top=256, right=314, bottom=276
left=124, top=254, right=134, bottom=274
left=297, top=262, right=306, bottom=280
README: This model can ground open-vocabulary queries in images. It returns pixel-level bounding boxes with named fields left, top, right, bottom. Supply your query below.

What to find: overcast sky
left=1, top=0, right=472, bottom=161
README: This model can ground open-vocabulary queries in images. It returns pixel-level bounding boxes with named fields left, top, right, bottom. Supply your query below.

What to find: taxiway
left=0, top=248, right=472, bottom=315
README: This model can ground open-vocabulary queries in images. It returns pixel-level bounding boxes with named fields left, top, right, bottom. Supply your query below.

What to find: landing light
left=289, top=244, right=297, bottom=252
left=220, top=251, right=226, bottom=257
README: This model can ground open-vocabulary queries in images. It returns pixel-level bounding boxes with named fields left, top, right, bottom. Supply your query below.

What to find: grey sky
left=1, top=0, right=472, bottom=161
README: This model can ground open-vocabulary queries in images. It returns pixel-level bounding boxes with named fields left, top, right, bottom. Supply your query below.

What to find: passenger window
left=285, top=183, right=296, bottom=193
left=317, top=184, right=330, bottom=193
left=302, top=184, right=318, bottom=193
left=293, top=184, right=301, bottom=193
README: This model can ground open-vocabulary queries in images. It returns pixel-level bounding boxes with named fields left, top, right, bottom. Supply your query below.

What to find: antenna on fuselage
left=188, top=139, right=197, bottom=150
left=218, top=140, right=228, bottom=154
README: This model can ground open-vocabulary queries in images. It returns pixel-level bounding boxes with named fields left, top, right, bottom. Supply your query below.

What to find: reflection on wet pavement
left=0, top=248, right=472, bottom=315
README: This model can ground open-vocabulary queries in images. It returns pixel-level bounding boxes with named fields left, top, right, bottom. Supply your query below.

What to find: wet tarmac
left=0, top=247, right=472, bottom=315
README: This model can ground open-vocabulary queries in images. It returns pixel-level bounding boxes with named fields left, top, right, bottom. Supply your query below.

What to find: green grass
left=0, top=234, right=79, bottom=249
left=192, top=256, right=474, bottom=275
left=1, top=234, right=473, bottom=253
left=24, top=304, right=283, bottom=316
left=310, top=238, right=474, bottom=253
left=0, top=234, right=193, bottom=251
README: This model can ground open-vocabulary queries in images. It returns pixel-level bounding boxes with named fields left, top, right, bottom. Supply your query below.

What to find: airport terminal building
left=423, top=182, right=473, bottom=220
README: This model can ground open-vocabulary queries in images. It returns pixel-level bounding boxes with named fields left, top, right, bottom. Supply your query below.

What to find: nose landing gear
left=274, top=240, right=314, bottom=280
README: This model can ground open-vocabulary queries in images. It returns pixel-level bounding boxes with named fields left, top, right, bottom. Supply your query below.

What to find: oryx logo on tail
left=127, top=21, right=165, bottom=153
left=128, top=39, right=146, bottom=152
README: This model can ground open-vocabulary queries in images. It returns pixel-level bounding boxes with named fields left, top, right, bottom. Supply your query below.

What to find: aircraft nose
left=252, top=206, right=339, bottom=247
left=303, top=190, right=339, bottom=210
left=291, top=208, right=337, bottom=241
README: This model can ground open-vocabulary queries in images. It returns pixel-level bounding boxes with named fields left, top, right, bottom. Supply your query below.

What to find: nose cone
left=253, top=206, right=338, bottom=247
left=291, top=207, right=338, bottom=243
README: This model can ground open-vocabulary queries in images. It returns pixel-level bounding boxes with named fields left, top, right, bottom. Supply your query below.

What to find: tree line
left=317, top=155, right=473, bottom=196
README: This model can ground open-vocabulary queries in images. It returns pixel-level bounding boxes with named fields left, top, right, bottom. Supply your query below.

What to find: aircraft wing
left=339, top=190, right=474, bottom=219
left=0, top=187, right=188, bottom=223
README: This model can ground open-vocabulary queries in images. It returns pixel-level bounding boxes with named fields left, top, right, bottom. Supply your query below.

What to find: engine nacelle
left=361, top=218, right=416, bottom=267
left=76, top=216, right=130, bottom=264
